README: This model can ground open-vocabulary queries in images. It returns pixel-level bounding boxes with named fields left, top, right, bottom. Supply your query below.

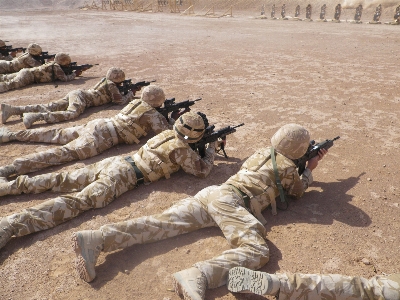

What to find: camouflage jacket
left=133, top=130, right=215, bottom=182
left=30, top=62, right=76, bottom=83
left=83, top=78, right=134, bottom=107
left=0, top=53, right=42, bottom=74
left=0, top=53, right=13, bottom=61
left=111, top=99, right=170, bottom=144
left=225, top=147, right=313, bottom=224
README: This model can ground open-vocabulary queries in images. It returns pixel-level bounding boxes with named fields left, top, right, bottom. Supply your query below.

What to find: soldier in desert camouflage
left=70, top=124, right=327, bottom=300
left=0, top=52, right=80, bottom=93
left=0, top=40, right=17, bottom=61
left=0, top=112, right=216, bottom=250
left=0, top=43, right=43, bottom=75
left=228, top=267, right=400, bottom=300
left=1, top=67, right=135, bottom=128
left=0, top=85, right=179, bottom=179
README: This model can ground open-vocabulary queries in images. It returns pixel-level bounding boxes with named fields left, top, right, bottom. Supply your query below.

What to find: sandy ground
left=0, top=8, right=399, bottom=300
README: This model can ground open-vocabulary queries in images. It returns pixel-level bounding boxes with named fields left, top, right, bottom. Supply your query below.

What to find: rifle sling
left=270, top=146, right=287, bottom=206
left=124, top=156, right=145, bottom=185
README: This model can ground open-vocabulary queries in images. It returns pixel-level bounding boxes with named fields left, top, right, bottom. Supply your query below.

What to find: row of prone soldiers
left=0, top=40, right=399, bottom=300
left=264, top=3, right=400, bottom=24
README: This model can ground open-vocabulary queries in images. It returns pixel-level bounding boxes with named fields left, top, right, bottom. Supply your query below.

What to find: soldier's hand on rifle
left=10, top=51, right=17, bottom=58
left=47, top=57, right=55, bottom=62
left=75, top=70, right=83, bottom=76
left=306, top=148, right=328, bottom=171
left=170, top=107, right=191, bottom=121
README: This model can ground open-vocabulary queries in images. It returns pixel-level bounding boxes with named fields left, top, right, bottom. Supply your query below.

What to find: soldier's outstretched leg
left=0, top=69, right=35, bottom=93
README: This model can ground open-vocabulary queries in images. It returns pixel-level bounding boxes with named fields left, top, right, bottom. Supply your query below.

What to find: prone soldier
left=69, top=124, right=329, bottom=300
left=0, top=53, right=82, bottom=93
left=0, top=40, right=18, bottom=61
left=0, top=43, right=43, bottom=75
left=0, top=85, right=191, bottom=178
left=228, top=267, right=400, bottom=299
left=0, top=112, right=218, bottom=250
left=1, top=67, right=140, bottom=128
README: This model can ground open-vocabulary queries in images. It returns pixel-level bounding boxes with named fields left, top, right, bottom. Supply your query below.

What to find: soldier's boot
left=0, top=127, right=16, bottom=143
left=173, top=267, right=207, bottom=300
left=72, top=230, right=104, bottom=282
left=1, top=103, right=24, bottom=124
left=227, top=267, right=281, bottom=296
left=0, top=165, right=17, bottom=178
left=23, top=112, right=45, bottom=129
left=0, top=218, right=14, bottom=250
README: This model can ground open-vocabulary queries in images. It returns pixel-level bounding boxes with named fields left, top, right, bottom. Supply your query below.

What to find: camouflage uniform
left=5, top=78, right=133, bottom=124
left=0, top=130, right=215, bottom=237
left=276, top=272, right=400, bottom=300
left=0, top=61, right=76, bottom=93
left=0, top=52, right=42, bottom=75
left=228, top=268, right=400, bottom=300
left=95, top=147, right=313, bottom=288
left=3, top=98, right=168, bottom=175
left=0, top=53, right=14, bottom=61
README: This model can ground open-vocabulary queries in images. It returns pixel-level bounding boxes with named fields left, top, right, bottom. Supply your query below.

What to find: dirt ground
left=0, top=7, right=399, bottom=300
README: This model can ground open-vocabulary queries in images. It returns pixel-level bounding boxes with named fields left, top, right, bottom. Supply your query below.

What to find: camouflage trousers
left=100, top=184, right=269, bottom=289
left=16, top=90, right=87, bottom=123
left=0, top=69, right=35, bottom=92
left=10, top=118, right=119, bottom=175
left=276, top=272, right=400, bottom=300
left=4, top=156, right=138, bottom=237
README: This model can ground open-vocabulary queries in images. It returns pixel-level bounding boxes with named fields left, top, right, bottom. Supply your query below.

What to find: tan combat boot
left=72, top=230, right=104, bottom=282
left=1, top=103, right=23, bottom=124
left=23, top=112, right=45, bottom=129
left=0, top=218, right=14, bottom=250
left=0, top=165, right=16, bottom=178
left=227, top=267, right=280, bottom=296
left=0, top=127, right=15, bottom=143
left=173, top=267, right=207, bottom=300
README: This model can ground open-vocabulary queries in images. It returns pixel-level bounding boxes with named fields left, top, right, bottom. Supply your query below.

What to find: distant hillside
left=1, top=0, right=398, bottom=19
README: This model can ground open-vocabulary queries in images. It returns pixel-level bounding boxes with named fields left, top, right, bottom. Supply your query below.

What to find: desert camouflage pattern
left=1, top=134, right=215, bottom=237
left=270, top=123, right=310, bottom=160
left=3, top=156, right=138, bottom=236
left=0, top=53, right=13, bottom=61
left=98, top=149, right=311, bottom=289
left=225, top=147, right=312, bottom=223
left=0, top=62, right=75, bottom=92
left=7, top=100, right=170, bottom=175
left=11, top=118, right=119, bottom=175
left=111, top=99, right=169, bottom=144
left=276, top=272, right=400, bottom=300
left=16, top=78, right=134, bottom=124
left=134, top=130, right=215, bottom=181
left=0, top=53, right=42, bottom=74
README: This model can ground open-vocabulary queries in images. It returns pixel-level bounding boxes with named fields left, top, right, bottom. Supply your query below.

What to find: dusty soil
left=0, top=7, right=399, bottom=300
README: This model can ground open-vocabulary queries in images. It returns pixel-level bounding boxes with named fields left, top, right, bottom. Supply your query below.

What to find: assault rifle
left=5, top=46, right=27, bottom=53
left=37, top=51, right=56, bottom=64
left=191, top=123, right=245, bottom=158
left=62, top=62, right=99, bottom=75
left=293, top=136, right=340, bottom=175
left=157, top=97, right=202, bottom=121
left=118, top=79, right=156, bottom=95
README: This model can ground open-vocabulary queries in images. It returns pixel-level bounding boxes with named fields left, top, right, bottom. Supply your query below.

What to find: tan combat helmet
left=174, top=111, right=205, bottom=143
left=271, top=123, right=310, bottom=159
left=54, top=52, right=71, bottom=66
left=106, top=67, right=125, bottom=83
left=141, top=85, right=165, bottom=107
left=0, top=40, right=6, bottom=48
left=27, top=43, right=42, bottom=56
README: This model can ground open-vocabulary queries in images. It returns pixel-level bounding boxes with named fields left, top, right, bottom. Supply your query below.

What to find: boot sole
left=172, top=273, right=202, bottom=300
left=228, top=267, right=269, bottom=295
left=71, top=233, right=96, bottom=283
